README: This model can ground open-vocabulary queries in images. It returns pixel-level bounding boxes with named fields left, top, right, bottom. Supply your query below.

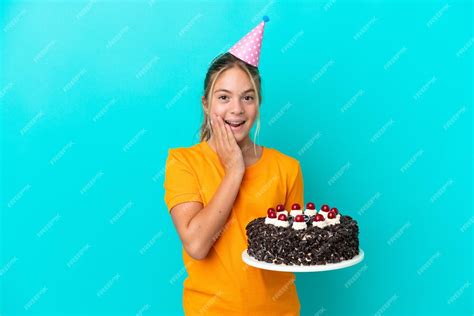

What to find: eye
left=243, top=96, right=254, bottom=102
left=218, top=95, right=229, bottom=101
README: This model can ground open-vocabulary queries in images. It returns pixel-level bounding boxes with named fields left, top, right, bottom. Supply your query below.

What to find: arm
left=170, top=170, right=243, bottom=260
left=169, top=113, right=245, bottom=260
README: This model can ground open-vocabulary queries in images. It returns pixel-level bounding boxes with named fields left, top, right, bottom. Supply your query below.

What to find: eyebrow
left=214, top=88, right=255, bottom=95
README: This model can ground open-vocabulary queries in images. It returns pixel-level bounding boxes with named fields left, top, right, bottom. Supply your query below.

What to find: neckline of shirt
left=201, top=140, right=267, bottom=178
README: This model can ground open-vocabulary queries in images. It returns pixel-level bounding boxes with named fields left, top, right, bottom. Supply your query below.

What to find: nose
left=230, top=99, right=244, bottom=115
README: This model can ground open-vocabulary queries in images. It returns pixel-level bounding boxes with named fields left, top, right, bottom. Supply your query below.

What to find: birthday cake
left=246, top=202, right=359, bottom=265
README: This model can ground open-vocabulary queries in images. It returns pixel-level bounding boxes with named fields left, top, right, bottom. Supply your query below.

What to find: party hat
left=228, top=16, right=269, bottom=67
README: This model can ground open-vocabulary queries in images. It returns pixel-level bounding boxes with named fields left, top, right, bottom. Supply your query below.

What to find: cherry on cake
left=275, top=204, right=289, bottom=217
left=289, top=203, right=303, bottom=217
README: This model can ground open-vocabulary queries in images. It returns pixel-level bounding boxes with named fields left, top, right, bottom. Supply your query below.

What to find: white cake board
left=242, top=249, right=364, bottom=272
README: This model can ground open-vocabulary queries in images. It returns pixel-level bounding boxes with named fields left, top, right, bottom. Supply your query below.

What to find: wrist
left=225, top=168, right=245, bottom=179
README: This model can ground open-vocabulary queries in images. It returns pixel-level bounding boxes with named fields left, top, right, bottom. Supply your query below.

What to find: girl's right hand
left=211, top=113, right=245, bottom=176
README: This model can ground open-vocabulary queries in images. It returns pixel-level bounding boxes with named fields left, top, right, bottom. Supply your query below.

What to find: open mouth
left=224, top=120, right=246, bottom=127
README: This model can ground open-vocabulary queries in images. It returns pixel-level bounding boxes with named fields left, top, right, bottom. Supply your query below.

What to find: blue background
left=1, top=0, right=473, bottom=315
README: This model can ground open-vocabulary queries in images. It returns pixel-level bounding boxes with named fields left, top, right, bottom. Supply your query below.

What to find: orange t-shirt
left=164, top=140, right=304, bottom=315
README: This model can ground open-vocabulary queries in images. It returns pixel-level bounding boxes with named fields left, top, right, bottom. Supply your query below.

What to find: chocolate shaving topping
left=246, top=215, right=359, bottom=265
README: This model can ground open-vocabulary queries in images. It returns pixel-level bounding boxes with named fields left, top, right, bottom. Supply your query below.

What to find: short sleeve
left=285, top=161, right=304, bottom=210
left=163, top=149, right=203, bottom=212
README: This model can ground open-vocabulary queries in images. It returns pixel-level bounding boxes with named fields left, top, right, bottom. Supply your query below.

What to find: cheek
left=210, top=105, right=226, bottom=117
left=246, top=107, right=258, bottom=123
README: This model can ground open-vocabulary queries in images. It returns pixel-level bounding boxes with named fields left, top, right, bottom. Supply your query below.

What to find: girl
left=164, top=18, right=304, bottom=315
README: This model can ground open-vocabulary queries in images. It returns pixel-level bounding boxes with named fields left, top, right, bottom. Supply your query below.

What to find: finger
left=224, top=121, right=237, bottom=148
left=214, top=114, right=227, bottom=149
left=211, top=113, right=221, bottom=140
left=210, top=114, right=215, bottom=134
left=222, top=117, right=236, bottom=150
left=222, top=123, right=236, bottom=166
left=216, top=114, right=229, bottom=143
left=225, top=124, right=243, bottom=169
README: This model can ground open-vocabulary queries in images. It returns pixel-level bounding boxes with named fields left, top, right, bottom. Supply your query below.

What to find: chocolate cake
left=245, top=202, right=360, bottom=265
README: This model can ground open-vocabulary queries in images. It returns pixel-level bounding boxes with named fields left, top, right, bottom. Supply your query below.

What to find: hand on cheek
left=210, top=113, right=244, bottom=174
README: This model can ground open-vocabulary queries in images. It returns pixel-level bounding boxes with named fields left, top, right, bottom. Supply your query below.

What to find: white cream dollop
left=274, top=219, right=290, bottom=228
left=276, top=210, right=289, bottom=217
left=265, top=217, right=277, bottom=225
left=304, top=208, right=317, bottom=217
left=290, top=209, right=303, bottom=217
left=326, top=213, right=341, bottom=225
left=312, top=213, right=341, bottom=228
left=292, top=221, right=307, bottom=230
left=318, top=210, right=330, bottom=219
left=312, top=220, right=329, bottom=228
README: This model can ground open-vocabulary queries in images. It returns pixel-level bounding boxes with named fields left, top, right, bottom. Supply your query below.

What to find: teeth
left=225, top=120, right=245, bottom=126
left=225, top=120, right=245, bottom=124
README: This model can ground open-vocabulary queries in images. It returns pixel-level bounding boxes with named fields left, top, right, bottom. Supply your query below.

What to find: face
left=204, top=67, right=259, bottom=144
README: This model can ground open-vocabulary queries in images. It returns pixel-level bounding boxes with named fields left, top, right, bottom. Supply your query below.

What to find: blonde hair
left=199, top=53, right=262, bottom=155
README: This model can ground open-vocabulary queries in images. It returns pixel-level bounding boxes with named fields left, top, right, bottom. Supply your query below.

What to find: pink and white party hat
left=228, top=16, right=269, bottom=67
